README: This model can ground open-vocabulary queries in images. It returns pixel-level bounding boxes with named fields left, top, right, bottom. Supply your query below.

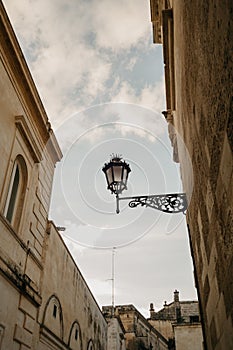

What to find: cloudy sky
left=4, top=0, right=197, bottom=316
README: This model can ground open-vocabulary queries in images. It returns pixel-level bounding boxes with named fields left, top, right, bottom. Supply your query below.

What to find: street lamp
left=102, top=155, right=187, bottom=214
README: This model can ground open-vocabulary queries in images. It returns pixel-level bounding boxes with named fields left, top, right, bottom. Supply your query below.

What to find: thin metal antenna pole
left=111, top=247, right=116, bottom=317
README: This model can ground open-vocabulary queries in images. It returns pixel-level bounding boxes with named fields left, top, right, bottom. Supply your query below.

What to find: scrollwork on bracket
left=127, top=193, right=187, bottom=214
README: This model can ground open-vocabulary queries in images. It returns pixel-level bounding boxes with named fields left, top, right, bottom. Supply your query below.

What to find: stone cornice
left=0, top=245, right=42, bottom=306
left=150, top=0, right=163, bottom=43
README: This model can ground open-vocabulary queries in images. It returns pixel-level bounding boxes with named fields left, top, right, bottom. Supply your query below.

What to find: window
left=4, top=156, right=27, bottom=228
left=5, top=164, right=20, bottom=222
left=190, top=315, right=199, bottom=323
left=53, top=304, right=57, bottom=318
left=42, top=295, right=64, bottom=339
left=68, top=321, right=82, bottom=349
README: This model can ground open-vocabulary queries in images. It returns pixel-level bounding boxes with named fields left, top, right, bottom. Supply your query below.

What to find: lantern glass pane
left=123, top=168, right=128, bottom=183
left=106, top=167, right=113, bottom=185
left=113, top=166, right=122, bottom=182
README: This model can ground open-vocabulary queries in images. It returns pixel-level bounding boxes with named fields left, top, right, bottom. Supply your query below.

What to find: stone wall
left=148, top=291, right=202, bottom=347
left=148, top=320, right=173, bottom=341
left=173, top=1, right=233, bottom=349
left=150, top=1, right=233, bottom=349
left=105, top=317, right=126, bottom=350
left=38, top=221, right=107, bottom=349
left=103, top=305, right=168, bottom=350
left=173, top=324, right=203, bottom=350
left=0, top=2, right=107, bottom=349
left=0, top=3, right=60, bottom=347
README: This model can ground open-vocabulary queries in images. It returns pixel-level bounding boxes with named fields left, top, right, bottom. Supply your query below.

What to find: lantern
left=102, top=156, right=131, bottom=195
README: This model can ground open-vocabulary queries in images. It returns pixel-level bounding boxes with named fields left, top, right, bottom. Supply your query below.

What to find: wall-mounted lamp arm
left=116, top=193, right=187, bottom=214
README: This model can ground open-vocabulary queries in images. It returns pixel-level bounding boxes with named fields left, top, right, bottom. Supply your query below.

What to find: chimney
left=149, top=303, right=154, bottom=318
left=174, top=290, right=179, bottom=302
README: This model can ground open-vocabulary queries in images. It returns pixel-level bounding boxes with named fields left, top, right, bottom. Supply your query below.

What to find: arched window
left=4, top=155, right=27, bottom=228
left=42, top=295, right=64, bottom=340
left=68, top=320, right=82, bottom=350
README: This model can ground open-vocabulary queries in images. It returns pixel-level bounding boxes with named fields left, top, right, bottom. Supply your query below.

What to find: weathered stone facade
left=148, top=290, right=203, bottom=349
left=103, top=305, right=168, bottom=350
left=38, top=222, right=107, bottom=349
left=104, top=314, right=126, bottom=350
left=150, top=1, right=233, bottom=349
left=173, top=324, right=203, bottom=350
left=0, top=2, right=107, bottom=349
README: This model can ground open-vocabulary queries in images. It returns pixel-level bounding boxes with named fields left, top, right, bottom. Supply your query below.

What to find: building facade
left=148, top=290, right=203, bottom=350
left=150, top=1, right=233, bottom=349
left=173, top=324, right=203, bottom=350
left=0, top=2, right=107, bottom=349
left=104, top=313, right=126, bottom=350
left=103, top=305, right=168, bottom=350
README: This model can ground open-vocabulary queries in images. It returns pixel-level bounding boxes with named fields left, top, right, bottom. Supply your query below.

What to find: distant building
left=150, top=1, right=233, bottom=349
left=103, top=311, right=126, bottom=350
left=103, top=305, right=168, bottom=350
left=0, top=2, right=107, bottom=349
left=148, top=290, right=203, bottom=349
left=102, top=292, right=203, bottom=350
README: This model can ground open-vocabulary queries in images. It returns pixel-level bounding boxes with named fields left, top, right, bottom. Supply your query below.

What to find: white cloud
left=3, top=0, right=156, bottom=125
left=112, top=79, right=166, bottom=112
left=90, top=0, right=151, bottom=50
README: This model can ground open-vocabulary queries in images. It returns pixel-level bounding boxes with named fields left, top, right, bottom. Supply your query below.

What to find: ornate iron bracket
left=116, top=193, right=187, bottom=214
